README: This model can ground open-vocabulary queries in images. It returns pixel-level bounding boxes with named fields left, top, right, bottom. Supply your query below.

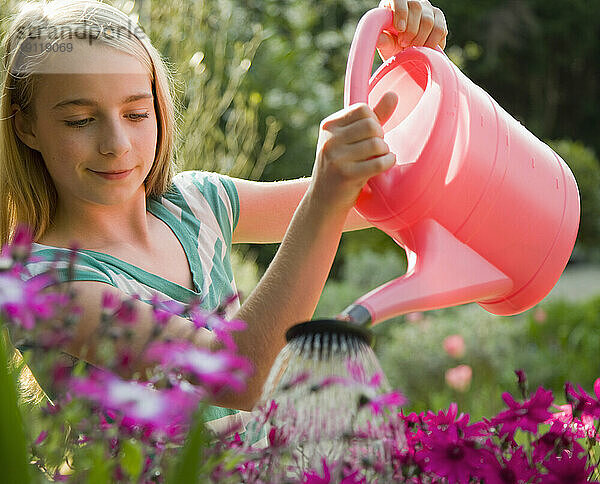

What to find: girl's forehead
left=30, top=40, right=153, bottom=110
left=29, top=39, right=148, bottom=75
left=38, top=72, right=153, bottom=111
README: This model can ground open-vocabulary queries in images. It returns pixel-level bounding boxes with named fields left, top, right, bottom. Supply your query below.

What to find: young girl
left=0, top=0, right=447, bottom=434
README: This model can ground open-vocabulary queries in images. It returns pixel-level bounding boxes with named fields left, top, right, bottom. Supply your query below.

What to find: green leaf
left=0, top=326, right=31, bottom=483
left=87, top=445, right=111, bottom=484
left=120, top=438, right=144, bottom=480
left=166, top=404, right=212, bottom=484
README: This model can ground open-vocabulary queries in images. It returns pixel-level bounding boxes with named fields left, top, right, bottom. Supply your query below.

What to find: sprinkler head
left=285, top=319, right=373, bottom=347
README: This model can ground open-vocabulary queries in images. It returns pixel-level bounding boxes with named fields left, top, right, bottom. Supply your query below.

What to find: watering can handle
left=344, top=8, right=395, bottom=108
left=344, top=7, right=446, bottom=108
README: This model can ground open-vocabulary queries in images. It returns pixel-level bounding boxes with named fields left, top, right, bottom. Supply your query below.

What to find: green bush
left=547, top=140, right=600, bottom=261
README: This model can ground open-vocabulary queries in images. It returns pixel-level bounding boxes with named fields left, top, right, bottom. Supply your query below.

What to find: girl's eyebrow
left=51, top=92, right=153, bottom=110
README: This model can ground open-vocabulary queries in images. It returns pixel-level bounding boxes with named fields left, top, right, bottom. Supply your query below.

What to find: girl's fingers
left=377, top=31, right=399, bottom=60
left=373, top=91, right=398, bottom=125
left=321, top=104, right=371, bottom=130
left=400, top=1, right=422, bottom=48
left=343, top=152, right=396, bottom=179
left=377, top=1, right=447, bottom=52
left=391, top=0, right=409, bottom=33
left=424, top=7, right=448, bottom=49
left=411, top=3, right=436, bottom=47
left=342, top=137, right=390, bottom=162
left=339, top=118, right=384, bottom=144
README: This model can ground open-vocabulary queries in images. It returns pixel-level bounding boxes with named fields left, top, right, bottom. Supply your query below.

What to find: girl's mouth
left=89, top=168, right=134, bottom=180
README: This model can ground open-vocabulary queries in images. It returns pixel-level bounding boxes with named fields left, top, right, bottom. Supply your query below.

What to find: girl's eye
left=64, top=113, right=150, bottom=128
left=127, top=112, right=150, bottom=121
left=65, top=118, right=92, bottom=128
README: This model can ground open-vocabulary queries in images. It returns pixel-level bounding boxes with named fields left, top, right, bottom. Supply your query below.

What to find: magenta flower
left=113, top=299, right=138, bottom=325
left=1, top=271, right=68, bottom=329
left=268, top=425, right=290, bottom=449
left=533, top=421, right=581, bottom=463
left=70, top=369, right=199, bottom=438
left=424, top=402, right=488, bottom=439
left=548, top=404, right=597, bottom=439
left=302, top=459, right=331, bottom=484
left=4, top=223, right=33, bottom=263
left=149, top=293, right=185, bottom=327
left=189, top=306, right=247, bottom=351
left=362, top=391, right=407, bottom=416
left=144, top=340, right=252, bottom=395
left=491, top=387, right=554, bottom=437
left=541, top=448, right=597, bottom=484
left=481, top=447, right=536, bottom=484
left=101, top=291, right=120, bottom=312
left=417, top=424, right=489, bottom=484
left=565, top=380, right=600, bottom=419
left=34, top=430, right=48, bottom=446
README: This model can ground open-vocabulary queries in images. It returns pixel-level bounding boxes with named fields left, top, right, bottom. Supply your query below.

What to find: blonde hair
left=0, top=0, right=179, bottom=247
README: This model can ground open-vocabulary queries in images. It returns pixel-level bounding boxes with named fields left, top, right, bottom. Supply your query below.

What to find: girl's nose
left=98, top=117, right=132, bottom=158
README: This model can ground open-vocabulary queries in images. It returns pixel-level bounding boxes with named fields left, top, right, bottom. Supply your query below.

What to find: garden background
left=1, top=0, right=599, bottom=429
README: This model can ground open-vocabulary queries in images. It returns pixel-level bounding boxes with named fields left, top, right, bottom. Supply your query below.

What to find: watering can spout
left=340, top=219, right=513, bottom=326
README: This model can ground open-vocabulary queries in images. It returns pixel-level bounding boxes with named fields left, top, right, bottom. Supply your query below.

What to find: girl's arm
left=229, top=93, right=399, bottom=409
left=232, top=177, right=371, bottom=244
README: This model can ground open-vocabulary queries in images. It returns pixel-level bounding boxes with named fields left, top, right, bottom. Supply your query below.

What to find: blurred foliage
left=547, top=139, right=600, bottom=260
left=132, top=0, right=285, bottom=179
left=314, top=247, right=407, bottom=318
left=2, top=0, right=598, bottom=269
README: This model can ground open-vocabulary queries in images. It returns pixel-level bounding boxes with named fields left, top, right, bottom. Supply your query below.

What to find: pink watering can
left=339, top=8, right=581, bottom=326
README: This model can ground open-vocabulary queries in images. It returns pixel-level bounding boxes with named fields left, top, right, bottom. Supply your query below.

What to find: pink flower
left=70, top=369, right=199, bottom=438
left=565, top=379, right=600, bottom=419
left=113, top=299, right=138, bottom=325
left=34, top=430, right=48, bottom=446
left=144, top=340, right=252, bottom=395
left=424, top=403, right=488, bottom=439
left=189, top=306, right=247, bottom=351
left=5, top=224, right=33, bottom=263
left=268, top=425, right=290, bottom=449
left=406, top=312, right=424, bottom=323
left=548, top=404, right=597, bottom=439
left=533, top=306, right=547, bottom=323
left=101, top=291, right=120, bottom=312
left=480, top=447, right=536, bottom=484
left=302, top=459, right=331, bottom=484
left=417, top=424, right=489, bottom=484
left=533, top=421, right=580, bottom=463
left=361, top=391, right=407, bottom=416
left=541, top=448, right=597, bottom=483
left=443, top=334, right=466, bottom=358
left=491, top=387, right=554, bottom=438
left=445, top=365, right=472, bottom=392
left=149, top=293, right=185, bottom=327
left=1, top=271, right=68, bottom=330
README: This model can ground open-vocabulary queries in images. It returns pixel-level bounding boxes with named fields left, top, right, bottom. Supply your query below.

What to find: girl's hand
left=376, top=0, right=448, bottom=60
left=309, top=91, right=398, bottom=214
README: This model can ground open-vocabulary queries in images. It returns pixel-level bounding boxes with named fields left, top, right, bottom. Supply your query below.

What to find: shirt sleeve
left=21, top=248, right=113, bottom=287
left=168, top=170, right=240, bottom=248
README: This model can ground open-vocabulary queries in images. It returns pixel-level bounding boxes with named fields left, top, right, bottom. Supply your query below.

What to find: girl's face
left=18, top=41, right=158, bottom=209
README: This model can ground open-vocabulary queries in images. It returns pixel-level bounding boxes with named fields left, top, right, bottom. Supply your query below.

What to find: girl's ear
left=11, top=104, right=40, bottom=151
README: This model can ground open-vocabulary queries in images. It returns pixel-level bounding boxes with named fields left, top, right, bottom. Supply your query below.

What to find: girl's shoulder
left=155, top=170, right=240, bottom=238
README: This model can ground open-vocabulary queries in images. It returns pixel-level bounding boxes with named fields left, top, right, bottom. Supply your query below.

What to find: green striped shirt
left=22, top=170, right=252, bottom=437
